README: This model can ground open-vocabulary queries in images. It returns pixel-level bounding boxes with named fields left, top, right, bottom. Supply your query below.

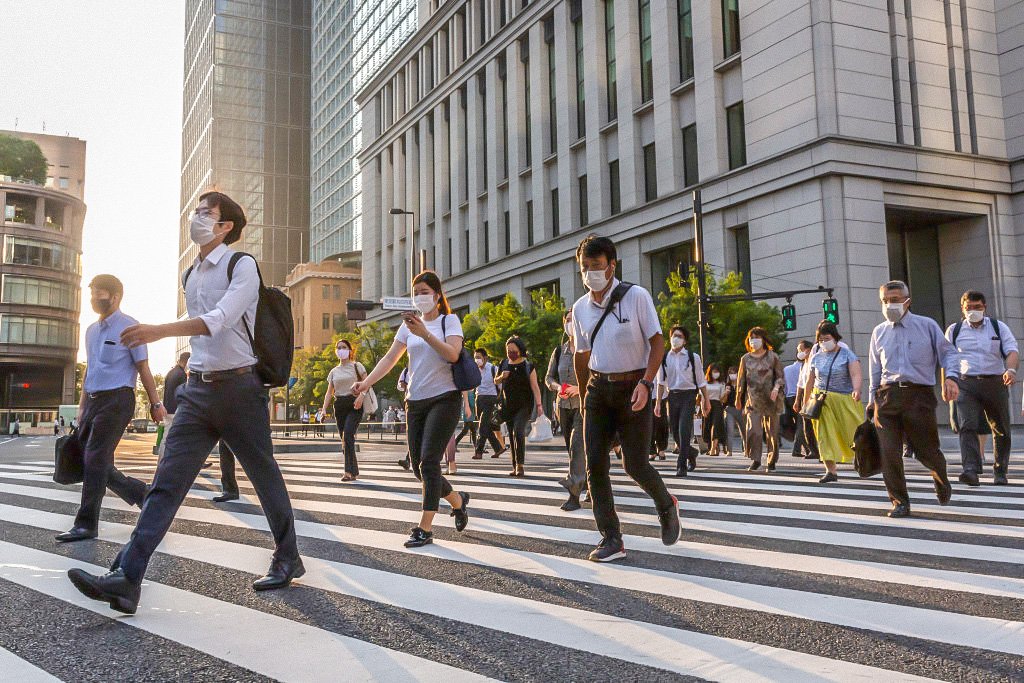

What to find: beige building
left=286, top=254, right=362, bottom=351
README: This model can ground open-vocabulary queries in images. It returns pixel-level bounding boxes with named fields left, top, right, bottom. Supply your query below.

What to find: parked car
left=127, top=419, right=157, bottom=433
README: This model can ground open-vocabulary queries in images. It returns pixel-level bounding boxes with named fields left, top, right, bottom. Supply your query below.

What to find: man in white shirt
left=67, top=191, right=303, bottom=615
left=572, top=235, right=680, bottom=562
left=473, top=348, right=505, bottom=458
left=655, top=325, right=710, bottom=477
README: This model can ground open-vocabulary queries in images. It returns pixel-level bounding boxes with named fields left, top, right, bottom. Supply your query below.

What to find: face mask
left=189, top=213, right=221, bottom=246
left=93, top=298, right=112, bottom=315
left=712, top=372, right=720, bottom=380
left=796, top=351, right=807, bottom=361
left=729, top=373, right=737, bottom=381
left=475, top=357, right=485, bottom=367
left=749, top=338, right=763, bottom=351
left=884, top=302, right=906, bottom=323
left=583, top=268, right=609, bottom=292
left=670, top=335, right=685, bottom=350
left=336, top=348, right=350, bottom=360
left=965, top=309, right=984, bottom=324
left=821, top=340, right=837, bottom=352
left=564, top=322, right=573, bottom=336
left=508, top=352, right=520, bottom=361
left=413, top=293, right=437, bottom=314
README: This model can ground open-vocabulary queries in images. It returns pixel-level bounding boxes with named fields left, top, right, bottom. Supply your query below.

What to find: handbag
left=852, top=410, right=882, bottom=478
left=53, top=427, right=84, bottom=485
left=354, top=363, right=378, bottom=415
left=800, top=350, right=839, bottom=420
left=441, top=315, right=482, bottom=391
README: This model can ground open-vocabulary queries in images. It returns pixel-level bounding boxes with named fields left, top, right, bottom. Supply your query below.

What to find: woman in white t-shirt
left=321, top=338, right=368, bottom=482
left=351, top=271, right=470, bottom=549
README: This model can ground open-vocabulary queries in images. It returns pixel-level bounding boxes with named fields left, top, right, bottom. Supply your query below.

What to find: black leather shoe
left=213, top=492, right=239, bottom=503
left=450, top=492, right=470, bottom=532
left=687, top=457, right=697, bottom=471
left=993, top=473, right=1009, bottom=486
left=803, top=453, right=819, bottom=460
left=398, top=458, right=411, bottom=470
left=253, top=556, right=305, bottom=591
left=68, top=568, right=140, bottom=614
left=746, top=461, right=761, bottom=472
left=404, top=526, right=433, bottom=548
left=887, top=502, right=911, bottom=518
left=958, top=472, right=980, bottom=487
left=766, top=463, right=777, bottom=472
left=561, top=495, right=581, bottom=512
left=674, top=468, right=687, bottom=477
left=657, top=496, right=681, bottom=546
left=55, top=527, right=97, bottom=543
left=818, top=472, right=838, bottom=484
left=935, top=478, right=953, bottom=505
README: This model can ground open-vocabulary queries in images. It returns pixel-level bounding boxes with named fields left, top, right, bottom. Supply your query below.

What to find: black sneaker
left=404, top=527, right=433, bottom=548
left=450, top=492, right=470, bottom=532
left=746, top=461, right=761, bottom=472
left=398, top=458, right=411, bottom=471
left=658, top=495, right=681, bottom=546
left=588, top=534, right=626, bottom=562
left=560, top=495, right=581, bottom=512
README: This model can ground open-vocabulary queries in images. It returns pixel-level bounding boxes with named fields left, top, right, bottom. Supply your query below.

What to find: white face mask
left=336, top=348, right=350, bottom=360
left=564, top=322, right=573, bottom=336
left=729, top=373, right=737, bottom=381
left=413, top=293, right=437, bottom=314
left=189, top=213, right=221, bottom=246
left=583, top=268, right=610, bottom=292
left=821, top=339, right=837, bottom=352
left=796, top=351, right=807, bottom=361
left=670, top=335, right=685, bottom=350
left=712, top=372, right=720, bottom=380
left=475, top=357, right=485, bottom=367
left=749, top=338, right=763, bottom=351
left=883, top=302, right=906, bottom=323
left=965, top=309, right=984, bottom=324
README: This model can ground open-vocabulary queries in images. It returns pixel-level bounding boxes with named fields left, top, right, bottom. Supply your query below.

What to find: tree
left=463, top=289, right=567, bottom=374
left=135, top=374, right=164, bottom=419
left=0, top=134, right=48, bottom=184
left=657, top=267, right=787, bottom=370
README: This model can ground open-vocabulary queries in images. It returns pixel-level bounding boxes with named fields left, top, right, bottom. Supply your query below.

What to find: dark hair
left=669, top=325, right=689, bottom=341
left=506, top=335, right=527, bottom=356
left=576, top=234, right=617, bottom=263
left=563, top=310, right=572, bottom=321
left=961, top=290, right=986, bottom=306
left=815, top=320, right=842, bottom=342
left=705, top=362, right=723, bottom=381
left=199, top=191, right=247, bottom=244
left=797, top=339, right=813, bottom=351
left=178, top=351, right=191, bottom=362
left=745, top=326, right=773, bottom=352
left=336, top=338, right=353, bottom=350
left=474, top=347, right=489, bottom=358
left=89, top=274, right=124, bottom=299
left=411, top=270, right=452, bottom=314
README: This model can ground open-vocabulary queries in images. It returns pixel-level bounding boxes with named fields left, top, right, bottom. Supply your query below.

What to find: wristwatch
left=151, top=402, right=163, bottom=410
left=639, top=379, right=654, bottom=393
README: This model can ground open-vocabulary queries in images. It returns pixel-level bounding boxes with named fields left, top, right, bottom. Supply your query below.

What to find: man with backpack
left=945, top=290, right=1018, bottom=486
left=572, top=235, right=681, bottom=562
left=655, top=325, right=711, bottom=477
left=67, top=191, right=303, bottom=615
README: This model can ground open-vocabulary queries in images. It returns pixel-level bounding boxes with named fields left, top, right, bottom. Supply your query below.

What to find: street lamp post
left=389, top=208, right=416, bottom=295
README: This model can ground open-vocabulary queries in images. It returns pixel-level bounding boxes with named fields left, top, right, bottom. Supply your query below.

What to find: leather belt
left=964, top=374, right=1003, bottom=379
left=88, top=387, right=133, bottom=400
left=590, top=369, right=645, bottom=383
left=882, top=381, right=931, bottom=389
left=190, top=366, right=254, bottom=383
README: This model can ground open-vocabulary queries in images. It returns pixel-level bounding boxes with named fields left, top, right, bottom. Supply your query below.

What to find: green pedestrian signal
left=782, top=304, right=797, bottom=331
left=823, top=297, right=839, bottom=324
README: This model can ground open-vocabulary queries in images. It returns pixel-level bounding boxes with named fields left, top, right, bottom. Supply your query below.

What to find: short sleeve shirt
left=327, top=362, right=366, bottom=397
left=572, top=280, right=662, bottom=373
left=84, top=310, right=148, bottom=393
left=395, top=313, right=463, bottom=400
left=810, top=346, right=858, bottom=394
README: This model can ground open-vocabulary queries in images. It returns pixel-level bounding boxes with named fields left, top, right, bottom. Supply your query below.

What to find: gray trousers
left=558, top=404, right=586, bottom=496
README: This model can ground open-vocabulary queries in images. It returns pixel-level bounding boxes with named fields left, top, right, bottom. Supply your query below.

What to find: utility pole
left=693, top=190, right=710, bottom=360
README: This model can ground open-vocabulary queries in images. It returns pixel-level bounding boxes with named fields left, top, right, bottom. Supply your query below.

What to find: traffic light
left=346, top=299, right=377, bottom=321
left=823, top=297, right=839, bottom=324
left=781, top=304, right=797, bottom=331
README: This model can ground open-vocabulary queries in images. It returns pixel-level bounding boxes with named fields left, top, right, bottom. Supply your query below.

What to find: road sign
left=287, top=377, right=298, bottom=390
left=382, top=296, right=416, bottom=311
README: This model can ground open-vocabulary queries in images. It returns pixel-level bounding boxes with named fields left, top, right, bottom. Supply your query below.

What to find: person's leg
left=415, top=393, right=461, bottom=525
left=873, top=387, right=910, bottom=507
left=219, top=441, right=238, bottom=494
left=745, top=409, right=765, bottom=465
left=559, top=404, right=573, bottom=453
left=954, top=379, right=984, bottom=477
left=475, top=396, right=503, bottom=454
left=667, top=392, right=683, bottom=457
left=981, top=380, right=1011, bottom=481
left=584, top=381, right=619, bottom=537
left=675, top=391, right=697, bottom=472
left=406, top=399, right=426, bottom=482
left=765, top=412, right=781, bottom=467
left=343, top=407, right=363, bottom=476
left=901, top=387, right=949, bottom=493
left=333, top=397, right=352, bottom=474
left=513, top=407, right=531, bottom=470
left=617, top=390, right=673, bottom=511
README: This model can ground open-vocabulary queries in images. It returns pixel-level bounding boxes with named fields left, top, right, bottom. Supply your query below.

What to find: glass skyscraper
left=179, top=0, right=311, bottom=316
left=309, top=0, right=416, bottom=262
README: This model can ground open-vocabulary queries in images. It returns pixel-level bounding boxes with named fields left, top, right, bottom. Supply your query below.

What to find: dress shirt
left=944, top=317, right=1018, bottom=377
left=784, top=361, right=802, bottom=397
left=184, top=244, right=258, bottom=373
left=83, top=309, right=147, bottom=393
left=868, top=311, right=961, bottom=402
left=656, top=347, right=706, bottom=393
left=573, top=279, right=662, bottom=373
left=546, top=342, right=580, bottom=409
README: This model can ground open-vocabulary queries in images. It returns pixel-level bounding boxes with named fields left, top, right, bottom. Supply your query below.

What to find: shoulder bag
left=441, top=315, right=482, bottom=391
left=354, top=363, right=378, bottom=415
left=799, top=350, right=839, bottom=420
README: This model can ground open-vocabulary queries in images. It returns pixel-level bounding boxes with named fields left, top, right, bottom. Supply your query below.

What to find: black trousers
left=334, top=395, right=364, bottom=475
left=74, top=387, right=147, bottom=532
left=955, top=376, right=1011, bottom=477
left=219, top=441, right=237, bottom=494
left=794, top=414, right=819, bottom=458
left=668, top=389, right=698, bottom=470
left=454, top=419, right=477, bottom=447
left=407, top=390, right=461, bottom=511
left=874, top=384, right=949, bottom=506
left=651, top=398, right=669, bottom=452
left=505, top=405, right=532, bottom=467
left=474, top=394, right=503, bottom=454
left=115, top=372, right=299, bottom=583
left=584, top=377, right=674, bottom=538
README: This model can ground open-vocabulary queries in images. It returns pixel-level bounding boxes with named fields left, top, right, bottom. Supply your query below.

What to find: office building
left=285, top=253, right=362, bottom=350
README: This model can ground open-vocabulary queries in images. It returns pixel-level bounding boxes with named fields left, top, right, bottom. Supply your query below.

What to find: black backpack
left=183, top=251, right=294, bottom=387
left=950, top=317, right=1007, bottom=359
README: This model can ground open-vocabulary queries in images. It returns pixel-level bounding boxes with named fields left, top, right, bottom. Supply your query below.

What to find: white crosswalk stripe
left=0, top=450, right=1021, bottom=681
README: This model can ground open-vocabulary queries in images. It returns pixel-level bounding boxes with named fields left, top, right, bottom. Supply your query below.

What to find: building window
left=572, top=1, right=585, bottom=139
left=333, top=314, right=345, bottom=332
left=605, top=0, right=617, bottom=121
left=499, top=0, right=508, bottom=27
left=479, top=0, right=487, bottom=44
left=649, top=242, right=694, bottom=299
left=726, top=102, right=746, bottom=169
left=578, top=174, right=588, bottom=226
left=520, top=38, right=532, bottom=168
left=484, top=220, right=490, bottom=263
left=551, top=188, right=560, bottom=236
left=479, top=72, right=489, bottom=188
left=2, top=236, right=81, bottom=273
left=733, top=224, right=751, bottom=293
left=643, top=143, right=658, bottom=201
left=1, top=275, right=77, bottom=310
left=0, top=315, right=75, bottom=348
left=723, top=0, right=741, bottom=58
left=322, top=285, right=330, bottom=299
left=682, top=123, right=698, bottom=186
left=58, top=177, right=70, bottom=190
left=322, top=313, right=330, bottom=329
left=333, top=285, right=341, bottom=299
left=609, top=160, right=621, bottom=215
left=460, top=86, right=469, bottom=197
left=499, top=55, right=509, bottom=180
left=545, top=17, right=557, bottom=153
left=526, top=200, right=535, bottom=246
left=678, top=0, right=694, bottom=81
left=526, top=280, right=560, bottom=307
left=639, top=0, right=653, bottom=103
left=464, top=226, right=471, bottom=270
left=504, top=210, right=511, bottom=254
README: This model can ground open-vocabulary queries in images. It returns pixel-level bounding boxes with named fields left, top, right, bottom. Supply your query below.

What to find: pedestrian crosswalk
left=0, top=449, right=1022, bottom=681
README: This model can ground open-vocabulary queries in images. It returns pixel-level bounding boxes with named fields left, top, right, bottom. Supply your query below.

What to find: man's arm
left=545, top=347, right=561, bottom=393
left=121, top=318, right=210, bottom=348
left=630, top=332, right=664, bottom=411
left=77, top=365, right=89, bottom=422
left=868, top=330, right=881, bottom=405
left=574, top=350, right=591, bottom=405
left=136, top=360, right=167, bottom=421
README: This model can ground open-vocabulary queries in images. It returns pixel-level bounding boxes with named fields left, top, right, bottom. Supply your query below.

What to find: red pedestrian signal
left=18, top=383, right=30, bottom=389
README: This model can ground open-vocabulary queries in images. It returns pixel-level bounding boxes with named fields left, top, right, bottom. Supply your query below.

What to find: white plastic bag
left=527, top=414, right=553, bottom=442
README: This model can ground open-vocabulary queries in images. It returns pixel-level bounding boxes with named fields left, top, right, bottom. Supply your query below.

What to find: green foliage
left=462, top=289, right=567, bottom=370
left=0, top=134, right=48, bottom=184
left=657, top=267, right=787, bottom=370
left=134, top=374, right=164, bottom=419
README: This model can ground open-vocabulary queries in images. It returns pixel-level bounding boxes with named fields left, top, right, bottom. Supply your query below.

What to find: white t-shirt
left=572, top=279, right=662, bottom=373
left=395, top=313, right=464, bottom=400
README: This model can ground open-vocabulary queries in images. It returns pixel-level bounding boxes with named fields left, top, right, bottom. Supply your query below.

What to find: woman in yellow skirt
left=799, top=320, right=863, bottom=483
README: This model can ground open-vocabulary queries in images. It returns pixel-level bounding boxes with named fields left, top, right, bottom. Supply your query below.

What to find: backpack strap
left=226, top=251, right=260, bottom=351
left=688, top=349, right=697, bottom=385
left=951, top=320, right=963, bottom=346
left=992, top=318, right=1007, bottom=359
left=182, top=265, right=195, bottom=289
left=590, top=282, right=633, bottom=345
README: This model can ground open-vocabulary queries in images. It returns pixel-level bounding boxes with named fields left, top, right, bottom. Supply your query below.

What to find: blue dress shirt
left=868, top=311, right=961, bottom=402
left=944, top=317, right=1018, bottom=377
left=84, top=309, right=147, bottom=393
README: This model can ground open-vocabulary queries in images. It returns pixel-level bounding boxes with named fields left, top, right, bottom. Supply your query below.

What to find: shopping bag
left=527, top=414, right=553, bottom=442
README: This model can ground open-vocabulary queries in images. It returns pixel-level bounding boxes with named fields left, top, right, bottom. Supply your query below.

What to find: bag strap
left=590, top=283, right=633, bottom=345
left=993, top=318, right=1007, bottom=359
left=820, top=350, right=841, bottom=394
left=227, top=252, right=260, bottom=352
left=688, top=349, right=697, bottom=385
